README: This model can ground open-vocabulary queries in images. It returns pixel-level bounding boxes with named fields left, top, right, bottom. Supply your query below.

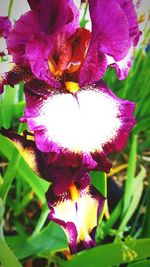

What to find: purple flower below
left=0, top=128, right=105, bottom=254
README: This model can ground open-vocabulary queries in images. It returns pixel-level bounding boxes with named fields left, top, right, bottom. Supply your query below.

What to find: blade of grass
left=0, top=239, right=22, bottom=267
left=0, top=149, right=20, bottom=202
left=119, top=167, right=146, bottom=232
left=0, top=134, right=49, bottom=204
left=141, top=183, right=150, bottom=238
left=31, top=203, right=49, bottom=237
left=123, top=135, right=138, bottom=216
left=99, top=199, right=123, bottom=240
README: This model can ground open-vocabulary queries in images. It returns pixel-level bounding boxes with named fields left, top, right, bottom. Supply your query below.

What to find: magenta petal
left=22, top=81, right=135, bottom=173
left=27, top=0, right=40, bottom=10
left=115, top=0, right=140, bottom=42
left=46, top=173, right=105, bottom=254
left=7, top=11, right=40, bottom=65
left=39, top=0, right=79, bottom=36
left=79, top=40, right=107, bottom=87
left=25, top=33, right=61, bottom=88
left=110, top=46, right=133, bottom=80
left=0, top=16, right=12, bottom=39
left=89, top=0, right=129, bottom=60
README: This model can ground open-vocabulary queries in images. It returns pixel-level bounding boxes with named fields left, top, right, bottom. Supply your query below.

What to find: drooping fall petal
left=21, top=80, right=135, bottom=173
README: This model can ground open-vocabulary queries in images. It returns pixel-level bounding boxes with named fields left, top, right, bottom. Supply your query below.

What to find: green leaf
left=91, top=171, right=107, bottom=197
left=0, top=134, right=49, bottom=204
left=123, top=135, right=138, bottom=215
left=0, top=149, right=21, bottom=202
left=0, top=86, right=17, bottom=128
left=0, top=239, right=22, bottom=267
left=141, top=183, right=150, bottom=238
left=100, top=199, right=123, bottom=240
left=11, top=222, right=67, bottom=259
left=59, top=239, right=150, bottom=267
left=119, top=166, right=146, bottom=231
left=90, top=171, right=107, bottom=225
left=127, top=259, right=150, bottom=267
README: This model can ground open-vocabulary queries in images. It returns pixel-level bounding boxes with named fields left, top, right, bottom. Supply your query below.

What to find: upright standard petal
left=115, top=0, right=140, bottom=44
left=7, top=11, right=40, bottom=66
left=21, top=81, right=135, bottom=173
left=39, top=0, right=79, bottom=36
left=88, top=0, right=129, bottom=59
left=27, top=0, right=40, bottom=10
left=107, top=0, right=140, bottom=79
left=7, top=0, right=78, bottom=65
left=84, top=0, right=140, bottom=81
left=46, top=173, right=105, bottom=254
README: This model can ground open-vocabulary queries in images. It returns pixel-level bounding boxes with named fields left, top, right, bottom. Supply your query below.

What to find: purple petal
left=21, top=81, right=135, bottom=173
left=0, top=65, right=33, bottom=93
left=27, top=0, right=40, bottom=10
left=0, top=16, right=12, bottom=39
left=7, top=0, right=78, bottom=66
left=110, top=45, right=134, bottom=80
left=46, top=173, right=105, bottom=254
left=7, top=11, right=40, bottom=65
left=108, top=0, right=140, bottom=78
left=25, top=33, right=61, bottom=88
left=79, top=40, right=107, bottom=87
left=88, top=0, right=129, bottom=60
left=115, top=0, right=140, bottom=43
left=39, top=0, right=79, bottom=36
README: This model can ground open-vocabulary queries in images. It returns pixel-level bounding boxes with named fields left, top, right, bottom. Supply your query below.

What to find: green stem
left=123, top=135, right=137, bottom=216
left=80, top=3, right=88, bottom=28
left=8, top=0, right=14, bottom=17
left=0, top=149, right=20, bottom=202
left=31, top=204, right=49, bottom=237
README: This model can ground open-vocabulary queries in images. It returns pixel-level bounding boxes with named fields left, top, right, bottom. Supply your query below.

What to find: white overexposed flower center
left=40, top=88, right=121, bottom=153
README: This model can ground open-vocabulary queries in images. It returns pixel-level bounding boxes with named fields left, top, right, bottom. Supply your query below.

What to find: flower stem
left=8, top=0, right=14, bottom=17
left=31, top=204, right=49, bottom=236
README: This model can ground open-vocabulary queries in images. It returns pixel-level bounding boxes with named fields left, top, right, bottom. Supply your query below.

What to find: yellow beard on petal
left=65, top=82, right=79, bottom=93
left=69, top=183, right=80, bottom=202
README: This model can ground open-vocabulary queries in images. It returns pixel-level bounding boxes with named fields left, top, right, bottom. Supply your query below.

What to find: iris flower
left=0, top=0, right=140, bottom=254
left=1, top=128, right=104, bottom=254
